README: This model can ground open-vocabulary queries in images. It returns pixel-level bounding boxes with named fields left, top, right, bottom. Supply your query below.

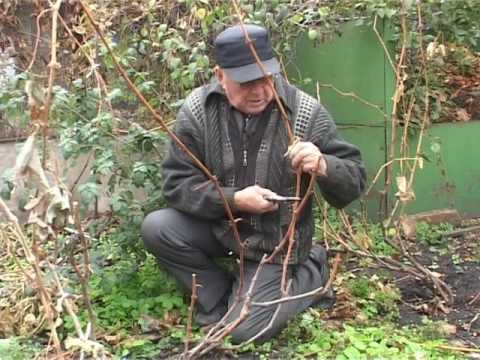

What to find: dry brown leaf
left=103, top=334, right=123, bottom=345
left=395, top=176, right=415, bottom=203
left=139, top=314, right=166, bottom=332
left=25, top=80, right=46, bottom=108
left=163, top=309, right=182, bottom=327
left=0, top=309, right=17, bottom=337
left=13, top=131, right=71, bottom=236
left=14, top=130, right=50, bottom=192
left=418, top=157, right=424, bottom=169
left=64, top=337, right=106, bottom=357
left=430, top=271, right=444, bottom=278
left=399, top=216, right=417, bottom=239
left=438, top=323, right=457, bottom=336
left=456, top=108, right=471, bottom=122
left=352, top=231, right=372, bottom=250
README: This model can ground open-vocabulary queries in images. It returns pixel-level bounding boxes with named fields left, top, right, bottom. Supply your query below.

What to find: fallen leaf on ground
left=456, top=108, right=471, bottom=122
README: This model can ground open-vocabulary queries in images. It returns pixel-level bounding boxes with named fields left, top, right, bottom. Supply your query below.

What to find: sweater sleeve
left=162, top=103, right=238, bottom=219
left=310, top=106, right=367, bottom=209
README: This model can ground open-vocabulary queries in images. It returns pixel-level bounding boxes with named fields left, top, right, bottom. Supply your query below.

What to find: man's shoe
left=311, top=288, right=336, bottom=310
left=195, top=292, right=229, bottom=327
left=312, top=289, right=337, bottom=310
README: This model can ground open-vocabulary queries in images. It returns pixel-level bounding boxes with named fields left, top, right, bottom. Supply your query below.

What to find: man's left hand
left=288, top=141, right=327, bottom=177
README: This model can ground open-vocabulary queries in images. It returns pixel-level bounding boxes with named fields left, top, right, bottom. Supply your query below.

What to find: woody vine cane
left=375, top=3, right=453, bottom=305
left=230, top=0, right=334, bottom=296
left=233, top=0, right=452, bottom=320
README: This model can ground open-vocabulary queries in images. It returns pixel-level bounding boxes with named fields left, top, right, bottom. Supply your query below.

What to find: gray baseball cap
left=214, top=24, right=280, bottom=83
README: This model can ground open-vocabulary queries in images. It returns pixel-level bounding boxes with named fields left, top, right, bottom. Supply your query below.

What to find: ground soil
left=340, top=219, right=480, bottom=348
left=395, top=229, right=480, bottom=347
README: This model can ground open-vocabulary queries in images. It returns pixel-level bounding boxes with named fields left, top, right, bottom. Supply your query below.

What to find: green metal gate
left=291, top=21, right=480, bottom=218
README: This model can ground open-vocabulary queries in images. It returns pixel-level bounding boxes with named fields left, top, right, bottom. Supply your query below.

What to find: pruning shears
left=263, top=195, right=301, bottom=202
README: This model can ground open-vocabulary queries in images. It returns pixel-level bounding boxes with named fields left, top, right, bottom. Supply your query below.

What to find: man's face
left=216, top=68, right=275, bottom=115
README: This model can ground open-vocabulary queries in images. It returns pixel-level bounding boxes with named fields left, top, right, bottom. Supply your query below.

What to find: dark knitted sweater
left=162, top=76, right=366, bottom=264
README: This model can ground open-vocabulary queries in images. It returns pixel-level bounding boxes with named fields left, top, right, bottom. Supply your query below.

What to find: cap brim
left=223, top=58, right=280, bottom=84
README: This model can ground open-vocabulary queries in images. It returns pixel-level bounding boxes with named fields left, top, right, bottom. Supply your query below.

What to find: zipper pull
left=242, top=115, right=250, bottom=167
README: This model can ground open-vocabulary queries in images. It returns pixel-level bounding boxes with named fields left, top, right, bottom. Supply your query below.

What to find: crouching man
left=142, top=24, right=366, bottom=344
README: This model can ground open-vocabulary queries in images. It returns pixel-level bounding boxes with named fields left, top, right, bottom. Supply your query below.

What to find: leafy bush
left=1, top=2, right=478, bottom=358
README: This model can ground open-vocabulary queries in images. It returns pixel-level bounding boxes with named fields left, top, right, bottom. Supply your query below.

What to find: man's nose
left=249, top=82, right=267, bottom=95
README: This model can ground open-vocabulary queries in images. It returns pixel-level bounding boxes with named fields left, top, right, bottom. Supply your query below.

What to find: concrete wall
left=0, top=138, right=136, bottom=223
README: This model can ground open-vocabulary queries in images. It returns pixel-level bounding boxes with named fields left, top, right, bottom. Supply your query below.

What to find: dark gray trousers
left=141, top=208, right=330, bottom=343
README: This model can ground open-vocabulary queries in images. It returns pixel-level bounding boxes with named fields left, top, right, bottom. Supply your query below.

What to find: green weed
left=314, top=207, right=397, bottom=257
left=63, top=251, right=187, bottom=339
left=348, top=275, right=401, bottom=321
left=356, top=221, right=397, bottom=256
left=116, top=338, right=171, bottom=359
left=416, top=222, right=454, bottom=247
left=283, top=315, right=460, bottom=360
left=91, top=256, right=186, bottom=329
left=0, top=338, right=41, bottom=360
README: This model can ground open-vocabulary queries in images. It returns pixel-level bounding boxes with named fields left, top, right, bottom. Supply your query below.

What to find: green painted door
left=291, top=21, right=480, bottom=218
left=290, top=21, right=395, bottom=218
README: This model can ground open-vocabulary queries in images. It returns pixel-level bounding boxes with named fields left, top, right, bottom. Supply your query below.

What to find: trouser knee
left=141, top=209, right=171, bottom=254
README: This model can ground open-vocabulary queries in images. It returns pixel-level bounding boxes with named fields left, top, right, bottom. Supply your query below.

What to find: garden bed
left=334, top=216, right=480, bottom=351
left=396, top=224, right=480, bottom=347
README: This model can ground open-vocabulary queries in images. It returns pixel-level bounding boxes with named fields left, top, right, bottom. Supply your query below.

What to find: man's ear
left=215, top=66, right=224, bottom=82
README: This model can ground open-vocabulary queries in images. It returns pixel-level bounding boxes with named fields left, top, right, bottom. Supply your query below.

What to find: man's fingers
left=265, top=202, right=279, bottom=212
left=285, top=141, right=301, bottom=159
left=291, top=147, right=308, bottom=168
left=292, top=148, right=319, bottom=169
left=247, top=186, right=279, bottom=213
left=288, top=141, right=326, bottom=174
left=257, top=197, right=278, bottom=213
left=302, top=158, right=319, bottom=173
left=301, top=154, right=327, bottom=175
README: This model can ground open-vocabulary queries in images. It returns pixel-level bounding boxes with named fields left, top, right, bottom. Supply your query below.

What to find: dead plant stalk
left=0, top=198, right=62, bottom=355
left=185, top=274, right=199, bottom=353
left=41, top=0, right=62, bottom=168
left=253, top=253, right=341, bottom=307
left=69, top=202, right=96, bottom=338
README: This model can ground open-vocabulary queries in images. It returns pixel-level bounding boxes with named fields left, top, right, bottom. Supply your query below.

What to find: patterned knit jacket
left=162, top=76, right=366, bottom=264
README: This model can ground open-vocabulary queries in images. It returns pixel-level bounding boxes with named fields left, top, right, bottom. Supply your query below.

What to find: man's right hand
left=233, top=185, right=279, bottom=214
